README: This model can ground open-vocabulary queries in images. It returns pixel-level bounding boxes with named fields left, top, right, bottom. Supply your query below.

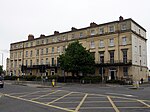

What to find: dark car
left=0, top=76, right=4, bottom=88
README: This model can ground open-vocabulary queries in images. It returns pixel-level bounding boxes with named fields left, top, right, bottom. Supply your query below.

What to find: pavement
left=4, top=80, right=150, bottom=89
left=4, top=80, right=65, bottom=88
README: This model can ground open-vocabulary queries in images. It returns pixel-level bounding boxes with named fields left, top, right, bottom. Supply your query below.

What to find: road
left=0, top=82, right=150, bottom=112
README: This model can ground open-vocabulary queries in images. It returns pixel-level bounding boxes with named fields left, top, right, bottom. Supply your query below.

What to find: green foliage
left=23, top=75, right=37, bottom=81
left=0, top=65, right=3, bottom=75
left=59, top=41, right=95, bottom=76
left=4, top=75, right=18, bottom=80
left=81, top=76, right=101, bottom=83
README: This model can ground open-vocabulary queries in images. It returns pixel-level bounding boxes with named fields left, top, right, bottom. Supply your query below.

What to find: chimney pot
left=119, top=16, right=124, bottom=21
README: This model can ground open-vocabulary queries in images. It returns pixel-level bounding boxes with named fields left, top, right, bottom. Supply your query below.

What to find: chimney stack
left=54, top=31, right=59, bottom=35
left=40, top=34, right=45, bottom=38
left=90, top=22, right=97, bottom=27
left=28, top=34, right=34, bottom=40
left=119, top=16, right=124, bottom=21
left=71, top=27, right=77, bottom=31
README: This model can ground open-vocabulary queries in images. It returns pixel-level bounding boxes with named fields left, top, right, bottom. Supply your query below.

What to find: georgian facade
left=6, top=16, right=148, bottom=82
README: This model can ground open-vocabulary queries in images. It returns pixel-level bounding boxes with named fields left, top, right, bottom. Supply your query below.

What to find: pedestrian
left=140, top=78, right=143, bottom=84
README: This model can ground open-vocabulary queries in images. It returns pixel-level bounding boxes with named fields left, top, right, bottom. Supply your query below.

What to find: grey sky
left=0, top=0, right=150, bottom=70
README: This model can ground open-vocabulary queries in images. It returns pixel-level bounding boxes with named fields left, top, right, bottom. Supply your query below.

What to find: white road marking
left=106, top=93, right=137, bottom=97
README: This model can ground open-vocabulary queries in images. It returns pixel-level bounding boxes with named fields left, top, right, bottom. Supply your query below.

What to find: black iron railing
left=95, top=60, right=132, bottom=66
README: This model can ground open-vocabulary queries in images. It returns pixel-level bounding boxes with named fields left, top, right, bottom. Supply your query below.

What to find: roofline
left=11, top=18, right=146, bottom=45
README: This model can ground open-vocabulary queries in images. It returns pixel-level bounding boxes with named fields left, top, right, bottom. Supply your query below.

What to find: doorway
left=109, top=69, right=116, bottom=80
left=110, top=71, right=115, bottom=80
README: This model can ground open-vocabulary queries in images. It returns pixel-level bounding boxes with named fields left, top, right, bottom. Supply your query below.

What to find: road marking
left=0, top=93, right=3, bottom=98
left=106, top=93, right=136, bottom=97
left=118, top=107, right=149, bottom=108
left=77, top=107, right=113, bottom=109
left=9, top=92, right=30, bottom=95
left=31, top=90, right=59, bottom=100
left=75, top=93, right=88, bottom=112
left=137, top=100, right=150, bottom=108
left=47, top=92, right=73, bottom=105
left=5, top=94, right=74, bottom=112
left=107, top=96, right=120, bottom=112
left=18, top=91, right=42, bottom=98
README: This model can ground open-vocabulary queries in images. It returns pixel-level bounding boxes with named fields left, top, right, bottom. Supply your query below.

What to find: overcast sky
left=0, top=0, right=150, bottom=70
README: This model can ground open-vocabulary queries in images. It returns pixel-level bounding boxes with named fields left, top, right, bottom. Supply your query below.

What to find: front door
left=110, top=71, right=115, bottom=80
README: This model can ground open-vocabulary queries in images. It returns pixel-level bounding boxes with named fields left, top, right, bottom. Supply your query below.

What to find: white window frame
left=121, top=24, right=127, bottom=31
left=90, top=41, right=95, bottom=48
left=122, top=37, right=127, bottom=45
left=91, top=30, right=95, bottom=36
left=41, top=59, right=44, bottom=65
left=46, top=58, right=49, bottom=64
left=109, top=38, right=114, bottom=46
left=100, top=28, right=104, bottom=34
left=52, top=47, right=54, bottom=53
left=99, top=40, right=104, bottom=48
left=57, top=46, right=60, bottom=53
left=109, top=26, right=115, bottom=32
left=80, top=32, right=83, bottom=38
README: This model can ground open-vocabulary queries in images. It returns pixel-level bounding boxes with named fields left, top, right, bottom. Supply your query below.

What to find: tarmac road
left=0, top=81, right=150, bottom=112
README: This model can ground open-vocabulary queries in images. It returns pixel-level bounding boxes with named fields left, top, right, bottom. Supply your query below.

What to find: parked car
left=0, top=76, right=4, bottom=88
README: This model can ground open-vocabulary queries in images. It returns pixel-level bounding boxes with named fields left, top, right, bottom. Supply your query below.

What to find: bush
left=23, top=75, right=37, bottom=81
left=81, top=76, right=102, bottom=83
left=106, top=80, right=125, bottom=84
left=4, top=76, right=18, bottom=80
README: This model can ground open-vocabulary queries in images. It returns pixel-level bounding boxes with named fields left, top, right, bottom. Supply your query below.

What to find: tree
left=59, top=41, right=95, bottom=76
left=0, top=65, right=3, bottom=75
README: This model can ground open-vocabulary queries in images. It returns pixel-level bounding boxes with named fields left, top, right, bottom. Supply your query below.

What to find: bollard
left=17, top=78, right=20, bottom=82
left=133, top=81, right=139, bottom=88
left=136, top=81, right=139, bottom=88
left=52, top=79, right=55, bottom=87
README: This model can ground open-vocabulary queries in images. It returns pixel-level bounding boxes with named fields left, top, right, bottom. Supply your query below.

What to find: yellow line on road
left=75, top=93, right=88, bottom=112
left=9, top=92, right=30, bottom=95
left=18, top=91, right=42, bottom=98
left=137, top=100, right=150, bottom=108
left=31, top=90, right=59, bottom=100
left=47, top=92, right=73, bottom=105
left=118, top=107, right=149, bottom=109
left=4, top=94, right=74, bottom=112
left=107, top=96, right=120, bottom=112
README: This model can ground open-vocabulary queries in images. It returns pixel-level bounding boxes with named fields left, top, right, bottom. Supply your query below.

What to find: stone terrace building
left=6, top=16, right=148, bottom=82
